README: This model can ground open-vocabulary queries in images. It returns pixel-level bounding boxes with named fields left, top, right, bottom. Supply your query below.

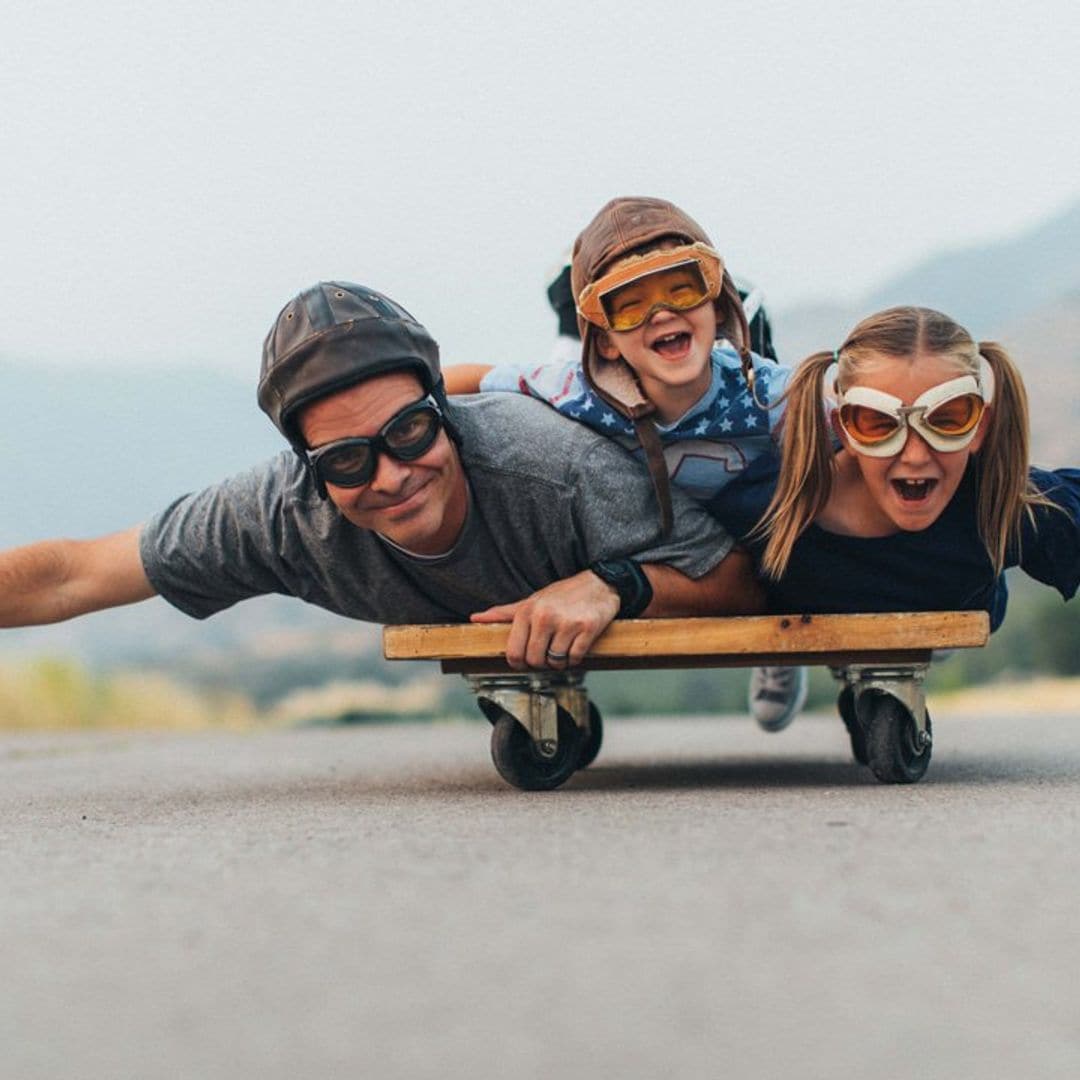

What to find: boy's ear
left=595, top=330, right=622, bottom=361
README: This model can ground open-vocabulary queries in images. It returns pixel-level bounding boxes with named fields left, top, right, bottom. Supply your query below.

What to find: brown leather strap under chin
left=632, top=417, right=674, bottom=538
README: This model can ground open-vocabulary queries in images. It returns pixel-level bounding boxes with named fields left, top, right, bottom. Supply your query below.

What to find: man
left=0, top=282, right=762, bottom=667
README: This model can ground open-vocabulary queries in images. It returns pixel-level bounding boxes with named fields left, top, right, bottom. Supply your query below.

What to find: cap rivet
left=334, top=291, right=345, bottom=298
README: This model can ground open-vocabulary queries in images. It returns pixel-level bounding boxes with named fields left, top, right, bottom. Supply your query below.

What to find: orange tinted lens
left=839, top=404, right=901, bottom=443
left=924, top=393, right=983, bottom=436
left=601, top=263, right=709, bottom=331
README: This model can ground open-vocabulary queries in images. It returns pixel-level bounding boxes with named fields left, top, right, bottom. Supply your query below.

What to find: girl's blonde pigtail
left=754, top=351, right=838, bottom=579
left=975, top=341, right=1054, bottom=573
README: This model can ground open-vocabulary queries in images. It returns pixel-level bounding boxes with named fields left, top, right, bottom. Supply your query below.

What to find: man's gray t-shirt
left=140, top=394, right=734, bottom=624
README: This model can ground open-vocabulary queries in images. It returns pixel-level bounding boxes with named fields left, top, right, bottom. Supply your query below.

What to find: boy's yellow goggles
left=577, top=242, right=724, bottom=333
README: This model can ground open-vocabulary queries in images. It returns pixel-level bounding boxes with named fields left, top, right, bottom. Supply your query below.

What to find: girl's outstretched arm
left=443, top=364, right=493, bottom=395
left=1017, top=467, right=1080, bottom=601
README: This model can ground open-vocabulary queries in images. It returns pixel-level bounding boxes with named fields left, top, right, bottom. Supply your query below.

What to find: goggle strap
left=633, top=417, right=674, bottom=539
left=298, top=449, right=330, bottom=500
left=740, top=348, right=769, bottom=411
left=978, top=353, right=995, bottom=403
left=721, top=273, right=750, bottom=352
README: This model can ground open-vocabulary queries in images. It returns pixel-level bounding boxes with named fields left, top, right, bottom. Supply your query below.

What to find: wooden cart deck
left=383, top=611, right=990, bottom=673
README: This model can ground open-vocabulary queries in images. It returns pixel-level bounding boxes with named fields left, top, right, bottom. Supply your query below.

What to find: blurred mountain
left=996, top=290, right=1080, bottom=465
left=0, top=363, right=280, bottom=545
left=772, top=198, right=1080, bottom=465
left=864, top=200, right=1080, bottom=334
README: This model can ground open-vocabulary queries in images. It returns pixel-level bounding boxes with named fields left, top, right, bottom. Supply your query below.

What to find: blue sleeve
left=479, top=358, right=636, bottom=437
left=1015, top=467, right=1080, bottom=601
left=480, top=358, right=588, bottom=407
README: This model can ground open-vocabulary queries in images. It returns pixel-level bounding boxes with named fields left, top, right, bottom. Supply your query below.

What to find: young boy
left=445, top=196, right=806, bottom=731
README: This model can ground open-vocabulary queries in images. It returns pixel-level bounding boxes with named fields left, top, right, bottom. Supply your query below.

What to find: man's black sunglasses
left=305, top=395, right=444, bottom=488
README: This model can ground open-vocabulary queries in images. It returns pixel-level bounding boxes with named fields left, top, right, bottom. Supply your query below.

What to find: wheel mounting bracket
left=469, top=673, right=590, bottom=759
left=842, top=663, right=931, bottom=745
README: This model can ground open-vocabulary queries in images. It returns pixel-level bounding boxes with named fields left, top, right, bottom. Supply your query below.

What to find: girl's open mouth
left=651, top=332, right=692, bottom=358
left=892, top=478, right=938, bottom=502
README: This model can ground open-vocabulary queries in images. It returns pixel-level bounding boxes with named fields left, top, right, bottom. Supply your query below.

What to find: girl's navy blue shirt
left=707, top=459, right=1080, bottom=631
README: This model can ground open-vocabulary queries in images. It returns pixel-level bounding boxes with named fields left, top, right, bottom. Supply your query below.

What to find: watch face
left=591, top=560, right=632, bottom=591
left=590, top=558, right=652, bottom=619
left=592, top=560, right=623, bottom=581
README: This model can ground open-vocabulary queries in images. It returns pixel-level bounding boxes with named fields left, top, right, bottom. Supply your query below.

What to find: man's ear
left=595, top=330, right=622, bottom=361
left=969, top=403, right=992, bottom=454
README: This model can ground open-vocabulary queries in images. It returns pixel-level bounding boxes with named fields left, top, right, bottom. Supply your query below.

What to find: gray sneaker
left=749, top=666, right=808, bottom=732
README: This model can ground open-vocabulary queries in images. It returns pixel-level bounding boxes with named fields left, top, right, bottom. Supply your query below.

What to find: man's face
left=298, top=372, right=467, bottom=556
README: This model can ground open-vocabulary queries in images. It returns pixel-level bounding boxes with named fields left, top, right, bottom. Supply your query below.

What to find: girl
left=710, top=306, right=1079, bottom=630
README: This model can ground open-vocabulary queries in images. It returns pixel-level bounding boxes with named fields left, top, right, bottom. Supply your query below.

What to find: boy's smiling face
left=594, top=244, right=717, bottom=423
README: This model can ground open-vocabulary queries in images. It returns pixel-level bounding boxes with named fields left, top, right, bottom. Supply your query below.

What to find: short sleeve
left=139, top=454, right=312, bottom=618
left=569, top=437, right=734, bottom=578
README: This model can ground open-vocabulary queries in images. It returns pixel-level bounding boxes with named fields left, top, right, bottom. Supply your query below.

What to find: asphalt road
left=3, top=709, right=1080, bottom=1079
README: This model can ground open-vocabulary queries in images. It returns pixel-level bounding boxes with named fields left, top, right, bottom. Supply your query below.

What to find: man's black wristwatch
left=589, top=558, right=653, bottom=619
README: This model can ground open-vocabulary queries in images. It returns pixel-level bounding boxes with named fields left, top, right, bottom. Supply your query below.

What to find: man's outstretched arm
left=469, top=548, right=764, bottom=670
left=0, top=526, right=157, bottom=627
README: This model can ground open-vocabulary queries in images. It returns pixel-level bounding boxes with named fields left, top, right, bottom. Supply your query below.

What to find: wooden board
left=383, top=611, right=989, bottom=674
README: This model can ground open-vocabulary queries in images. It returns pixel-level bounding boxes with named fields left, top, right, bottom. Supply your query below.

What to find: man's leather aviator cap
left=258, top=282, right=443, bottom=451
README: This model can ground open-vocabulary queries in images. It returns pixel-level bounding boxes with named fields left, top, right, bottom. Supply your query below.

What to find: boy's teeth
left=653, top=332, right=689, bottom=351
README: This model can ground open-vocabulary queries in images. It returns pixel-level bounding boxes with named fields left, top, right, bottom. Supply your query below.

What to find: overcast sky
left=3, top=0, right=1079, bottom=372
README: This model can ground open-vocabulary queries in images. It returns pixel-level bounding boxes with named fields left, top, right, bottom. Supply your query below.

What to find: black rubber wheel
left=862, top=692, right=933, bottom=784
left=488, top=704, right=581, bottom=791
left=576, top=702, right=604, bottom=769
left=837, top=685, right=868, bottom=765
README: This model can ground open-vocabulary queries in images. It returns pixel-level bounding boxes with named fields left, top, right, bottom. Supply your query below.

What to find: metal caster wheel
left=861, top=692, right=933, bottom=784
left=576, top=702, right=604, bottom=769
left=837, top=685, right=868, bottom=765
left=488, top=705, right=581, bottom=791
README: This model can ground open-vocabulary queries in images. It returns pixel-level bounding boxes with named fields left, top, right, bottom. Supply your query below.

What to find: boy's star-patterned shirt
left=479, top=346, right=791, bottom=501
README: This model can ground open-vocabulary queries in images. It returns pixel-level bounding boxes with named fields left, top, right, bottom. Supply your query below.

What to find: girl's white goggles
left=837, top=375, right=987, bottom=457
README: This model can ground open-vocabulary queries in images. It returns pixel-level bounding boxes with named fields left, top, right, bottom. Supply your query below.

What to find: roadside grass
left=929, top=675, right=1080, bottom=716
left=2, top=654, right=1076, bottom=732
left=0, top=658, right=256, bottom=731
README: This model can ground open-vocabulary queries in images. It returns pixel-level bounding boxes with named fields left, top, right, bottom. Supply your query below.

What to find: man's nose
left=368, top=450, right=411, bottom=493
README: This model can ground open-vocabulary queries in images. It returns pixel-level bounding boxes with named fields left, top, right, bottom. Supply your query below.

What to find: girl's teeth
left=895, top=479, right=933, bottom=501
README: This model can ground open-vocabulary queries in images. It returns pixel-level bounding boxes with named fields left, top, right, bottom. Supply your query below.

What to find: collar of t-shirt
left=375, top=482, right=475, bottom=562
